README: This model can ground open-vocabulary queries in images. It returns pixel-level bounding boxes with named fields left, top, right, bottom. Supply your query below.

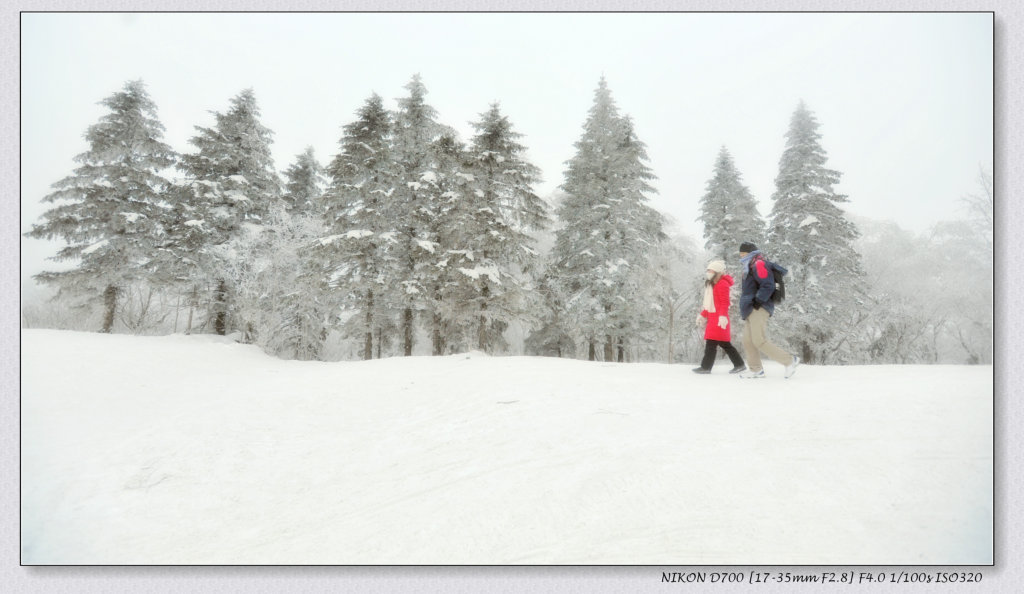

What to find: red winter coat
left=700, top=274, right=735, bottom=341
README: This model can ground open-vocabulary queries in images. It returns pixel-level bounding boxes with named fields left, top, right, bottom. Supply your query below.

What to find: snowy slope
left=21, top=329, right=992, bottom=565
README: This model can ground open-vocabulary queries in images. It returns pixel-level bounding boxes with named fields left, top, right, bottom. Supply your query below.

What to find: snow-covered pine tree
left=409, top=132, right=469, bottom=355
left=321, top=93, right=400, bottom=359
left=155, top=180, right=217, bottom=335
left=176, top=88, right=284, bottom=336
left=446, top=103, right=548, bottom=354
left=25, top=80, right=177, bottom=333
left=697, top=146, right=764, bottom=261
left=603, top=115, right=665, bottom=361
left=550, top=78, right=664, bottom=361
left=391, top=75, right=452, bottom=355
left=766, top=101, right=866, bottom=364
left=283, top=147, right=326, bottom=216
left=469, top=103, right=549, bottom=232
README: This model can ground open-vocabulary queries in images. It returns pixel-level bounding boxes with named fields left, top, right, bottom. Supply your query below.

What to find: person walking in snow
left=737, top=242, right=800, bottom=379
left=693, top=260, right=746, bottom=374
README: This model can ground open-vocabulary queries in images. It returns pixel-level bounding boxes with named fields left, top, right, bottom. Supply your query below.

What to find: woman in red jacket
left=693, top=260, right=746, bottom=374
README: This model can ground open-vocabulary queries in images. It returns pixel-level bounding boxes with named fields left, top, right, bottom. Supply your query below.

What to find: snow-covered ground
left=21, top=329, right=992, bottom=565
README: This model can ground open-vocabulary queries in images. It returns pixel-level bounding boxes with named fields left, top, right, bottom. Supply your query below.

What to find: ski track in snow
left=21, top=329, right=992, bottom=565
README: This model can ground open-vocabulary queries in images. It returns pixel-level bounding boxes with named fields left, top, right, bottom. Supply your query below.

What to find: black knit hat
left=739, top=242, right=757, bottom=253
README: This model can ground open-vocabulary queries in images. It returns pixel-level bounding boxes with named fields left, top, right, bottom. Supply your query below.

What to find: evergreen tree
left=390, top=74, right=451, bottom=355
left=25, top=80, right=177, bottom=333
left=766, top=101, right=866, bottom=364
left=420, top=132, right=470, bottom=355
left=155, top=180, right=215, bottom=335
left=283, top=147, right=326, bottom=216
left=697, top=146, right=764, bottom=260
left=444, top=103, right=548, bottom=353
left=549, top=78, right=664, bottom=361
left=176, top=88, right=283, bottom=336
left=321, top=93, right=400, bottom=359
left=468, top=103, right=549, bottom=231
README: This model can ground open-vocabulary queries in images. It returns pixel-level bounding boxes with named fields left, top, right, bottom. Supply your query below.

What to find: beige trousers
left=742, top=308, right=794, bottom=372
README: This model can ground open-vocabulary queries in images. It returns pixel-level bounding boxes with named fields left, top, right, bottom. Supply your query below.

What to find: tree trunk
left=173, top=294, right=181, bottom=334
left=213, top=279, right=228, bottom=336
left=432, top=286, right=445, bottom=356
left=185, top=285, right=197, bottom=335
left=667, top=306, right=675, bottom=363
left=801, top=341, right=814, bottom=365
left=403, top=307, right=413, bottom=356
left=477, top=284, right=491, bottom=353
left=603, top=303, right=613, bottom=361
left=588, top=340, right=596, bottom=361
left=376, top=326, right=383, bottom=359
left=432, top=312, right=444, bottom=356
left=364, top=290, right=374, bottom=361
left=617, top=336, right=625, bottom=362
left=100, top=285, right=117, bottom=333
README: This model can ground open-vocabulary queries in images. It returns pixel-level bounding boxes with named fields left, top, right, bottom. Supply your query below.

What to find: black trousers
left=700, top=339, right=745, bottom=370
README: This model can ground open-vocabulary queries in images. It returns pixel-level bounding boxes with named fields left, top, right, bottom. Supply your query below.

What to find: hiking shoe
left=729, top=365, right=747, bottom=374
left=784, top=356, right=800, bottom=379
left=692, top=367, right=711, bottom=374
left=738, top=369, right=765, bottom=379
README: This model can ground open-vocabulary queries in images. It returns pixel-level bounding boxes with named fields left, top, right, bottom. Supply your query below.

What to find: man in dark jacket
left=737, top=242, right=799, bottom=379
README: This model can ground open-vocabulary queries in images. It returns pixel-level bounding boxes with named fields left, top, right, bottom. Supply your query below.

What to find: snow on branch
left=81, top=239, right=109, bottom=255
left=458, top=265, right=502, bottom=284
left=120, top=212, right=145, bottom=223
left=318, top=234, right=344, bottom=246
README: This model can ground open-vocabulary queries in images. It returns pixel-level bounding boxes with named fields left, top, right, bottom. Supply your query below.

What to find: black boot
left=692, top=367, right=711, bottom=374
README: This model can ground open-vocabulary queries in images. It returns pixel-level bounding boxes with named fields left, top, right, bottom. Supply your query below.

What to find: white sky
left=20, top=12, right=992, bottom=287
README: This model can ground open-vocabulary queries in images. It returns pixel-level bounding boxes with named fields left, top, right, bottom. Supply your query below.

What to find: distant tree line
left=24, top=77, right=992, bottom=365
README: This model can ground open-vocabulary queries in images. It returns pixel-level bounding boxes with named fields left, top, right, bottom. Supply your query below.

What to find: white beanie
left=707, top=260, right=726, bottom=274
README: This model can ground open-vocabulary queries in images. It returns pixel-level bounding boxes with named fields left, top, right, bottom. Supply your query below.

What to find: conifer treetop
left=773, top=100, right=847, bottom=204
left=697, top=145, right=764, bottom=260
